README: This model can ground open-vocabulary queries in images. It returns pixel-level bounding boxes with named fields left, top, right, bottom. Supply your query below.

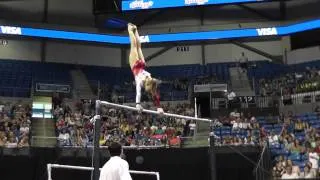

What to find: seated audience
left=281, top=165, right=299, bottom=179
left=300, top=163, right=315, bottom=179
left=258, top=66, right=320, bottom=97
left=54, top=101, right=193, bottom=147
left=0, top=102, right=31, bottom=148
left=294, top=119, right=306, bottom=132
left=273, top=161, right=285, bottom=178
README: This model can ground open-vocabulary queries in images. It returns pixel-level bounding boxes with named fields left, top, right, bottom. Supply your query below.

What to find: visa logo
left=139, top=35, right=150, bottom=43
left=256, top=27, right=278, bottom=36
left=0, top=26, right=22, bottom=35
left=129, top=0, right=154, bottom=9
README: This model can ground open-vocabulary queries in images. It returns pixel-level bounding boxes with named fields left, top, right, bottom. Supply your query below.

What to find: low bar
left=99, top=100, right=212, bottom=122
left=47, top=164, right=160, bottom=180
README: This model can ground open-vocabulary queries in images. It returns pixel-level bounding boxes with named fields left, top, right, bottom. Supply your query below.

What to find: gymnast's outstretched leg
left=128, top=23, right=139, bottom=69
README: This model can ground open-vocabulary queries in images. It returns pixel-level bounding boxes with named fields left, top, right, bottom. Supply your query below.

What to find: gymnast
left=127, top=23, right=164, bottom=114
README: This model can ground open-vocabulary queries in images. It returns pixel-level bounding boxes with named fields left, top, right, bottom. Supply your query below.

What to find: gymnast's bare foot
left=128, top=23, right=137, bottom=32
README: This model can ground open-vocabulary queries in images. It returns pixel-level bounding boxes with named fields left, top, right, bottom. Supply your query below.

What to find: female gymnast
left=127, top=23, right=164, bottom=113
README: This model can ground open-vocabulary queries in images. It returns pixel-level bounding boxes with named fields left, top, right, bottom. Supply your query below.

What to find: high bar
left=98, top=100, right=212, bottom=122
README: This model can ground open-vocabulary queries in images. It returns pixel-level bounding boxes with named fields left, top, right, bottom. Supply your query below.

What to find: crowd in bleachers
left=211, top=107, right=320, bottom=179
left=268, top=109, right=320, bottom=179
left=213, top=110, right=270, bottom=146
left=0, top=102, right=31, bottom=148
left=258, top=66, right=320, bottom=97
left=54, top=100, right=195, bottom=147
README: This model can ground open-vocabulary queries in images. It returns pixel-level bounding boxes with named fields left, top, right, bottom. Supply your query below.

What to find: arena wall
left=138, top=45, right=202, bottom=66
left=287, top=46, right=320, bottom=64
left=205, top=40, right=283, bottom=63
left=0, top=38, right=289, bottom=66
left=45, top=42, right=121, bottom=67
left=0, top=39, right=41, bottom=61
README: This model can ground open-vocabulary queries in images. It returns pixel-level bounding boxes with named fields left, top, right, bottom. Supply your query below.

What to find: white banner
left=194, top=84, right=227, bottom=93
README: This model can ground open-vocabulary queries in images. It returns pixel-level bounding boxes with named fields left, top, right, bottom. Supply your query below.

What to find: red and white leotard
left=132, top=60, right=160, bottom=107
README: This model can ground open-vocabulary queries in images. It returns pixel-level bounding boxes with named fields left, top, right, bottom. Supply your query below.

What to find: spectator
left=290, top=139, right=303, bottom=154
left=300, top=163, right=315, bottom=179
left=231, top=117, right=241, bottom=131
left=286, top=160, right=300, bottom=176
left=294, top=119, right=306, bottom=133
left=278, top=112, right=285, bottom=123
left=6, top=136, right=17, bottom=148
left=315, top=140, right=320, bottom=154
left=0, top=131, right=6, bottom=146
left=20, top=122, right=29, bottom=134
left=58, top=128, right=71, bottom=146
left=273, top=161, right=284, bottom=178
left=76, top=128, right=88, bottom=147
left=281, top=165, right=299, bottom=179
left=268, top=131, right=279, bottom=146
left=240, top=118, right=251, bottom=130
left=239, top=52, right=248, bottom=73
left=18, top=136, right=29, bottom=147
left=278, top=155, right=286, bottom=167
left=248, top=112, right=257, bottom=124
left=244, top=136, right=255, bottom=145
left=307, top=148, right=319, bottom=173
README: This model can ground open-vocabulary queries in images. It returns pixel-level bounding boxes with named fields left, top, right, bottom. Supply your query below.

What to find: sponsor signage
left=122, top=0, right=270, bottom=11
left=0, top=19, right=319, bottom=44
left=0, top=26, right=22, bottom=35
left=36, top=83, right=70, bottom=93
left=194, top=84, right=227, bottom=93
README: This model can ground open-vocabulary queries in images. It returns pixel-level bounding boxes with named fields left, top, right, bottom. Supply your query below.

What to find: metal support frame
left=145, top=45, right=174, bottom=62
left=47, top=163, right=160, bottom=180
left=209, top=133, right=216, bottom=180
left=231, top=41, right=282, bottom=63
left=92, top=100, right=101, bottom=180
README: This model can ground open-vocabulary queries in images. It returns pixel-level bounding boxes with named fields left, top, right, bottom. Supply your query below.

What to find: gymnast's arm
left=135, top=82, right=143, bottom=110
left=136, top=82, right=141, bottom=104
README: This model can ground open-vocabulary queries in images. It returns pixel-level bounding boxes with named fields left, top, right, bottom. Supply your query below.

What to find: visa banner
left=0, top=19, right=319, bottom=44
left=122, top=0, right=270, bottom=11
left=0, top=26, right=22, bottom=35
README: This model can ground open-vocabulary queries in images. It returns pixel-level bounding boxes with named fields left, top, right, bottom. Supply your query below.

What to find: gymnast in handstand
left=127, top=23, right=164, bottom=113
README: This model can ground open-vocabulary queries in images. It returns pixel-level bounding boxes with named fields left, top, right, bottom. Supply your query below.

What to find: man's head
left=108, top=142, right=122, bottom=157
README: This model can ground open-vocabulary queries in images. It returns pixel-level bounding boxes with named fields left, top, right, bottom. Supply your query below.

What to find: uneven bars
left=47, top=164, right=160, bottom=180
left=98, top=100, right=212, bottom=122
